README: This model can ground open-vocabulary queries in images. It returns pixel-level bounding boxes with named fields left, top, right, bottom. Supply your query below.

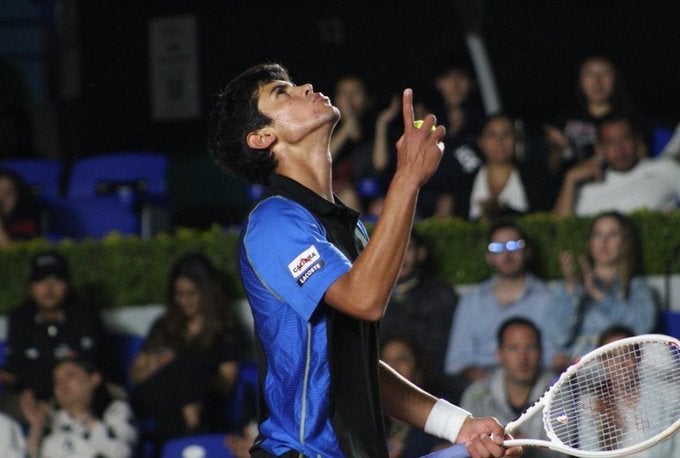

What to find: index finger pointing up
left=402, top=88, right=415, bottom=131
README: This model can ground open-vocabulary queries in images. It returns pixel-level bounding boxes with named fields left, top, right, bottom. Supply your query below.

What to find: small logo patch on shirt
left=297, top=260, right=325, bottom=286
left=288, top=245, right=321, bottom=278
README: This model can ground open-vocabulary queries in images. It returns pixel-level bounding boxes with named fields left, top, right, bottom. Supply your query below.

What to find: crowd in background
left=326, top=54, right=680, bottom=223
left=2, top=54, right=680, bottom=245
left=1, top=53, right=680, bottom=457
left=0, top=208, right=676, bottom=457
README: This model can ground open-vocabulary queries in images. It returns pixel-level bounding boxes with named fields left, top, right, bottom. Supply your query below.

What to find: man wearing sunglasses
left=444, top=220, right=556, bottom=386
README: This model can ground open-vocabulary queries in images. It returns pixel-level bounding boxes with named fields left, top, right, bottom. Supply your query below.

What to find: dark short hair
left=207, top=63, right=292, bottom=186
left=487, top=218, right=527, bottom=244
left=433, top=61, right=474, bottom=81
left=595, top=113, right=637, bottom=142
left=53, top=356, right=111, bottom=418
left=597, top=325, right=635, bottom=347
left=479, top=112, right=515, bottom=135
left=496, top=317, right=542, bottom=348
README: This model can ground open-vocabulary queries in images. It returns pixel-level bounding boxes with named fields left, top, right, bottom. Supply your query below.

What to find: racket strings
left=545, top=340, right=680, bottom=452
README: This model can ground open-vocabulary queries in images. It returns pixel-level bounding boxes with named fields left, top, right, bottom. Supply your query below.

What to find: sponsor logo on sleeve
left=288, top=245, right=325, bottom=286
left=297, top=259, right=325, bottom=286
left=288, top=246, right=320, bottom=278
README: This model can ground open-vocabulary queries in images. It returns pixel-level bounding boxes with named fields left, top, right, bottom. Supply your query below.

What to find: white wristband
left=424, top=398, right=471, bottom=443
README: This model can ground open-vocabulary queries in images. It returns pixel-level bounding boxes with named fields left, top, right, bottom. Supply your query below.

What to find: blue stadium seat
left=66, top=152, right=167, bottom=200
left=111, top=332, right=145, bottom=388
left=651, top=126, right=674, bottom=157
left=161, top=433, right=234, bottom=458
left=662, top=310, right=680, bottom=339
left=55, top=151, right=168, bottom=239
left=225, top=361, right=258, bottom=430
left=0, top=339, right=7, bottom=368
left=0, top=158, right=64, bottom=239
left=0, top=158, right=63, bottom=202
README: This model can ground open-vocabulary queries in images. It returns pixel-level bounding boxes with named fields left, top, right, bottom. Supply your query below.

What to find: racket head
left=542, top=334, right=680, bottom=456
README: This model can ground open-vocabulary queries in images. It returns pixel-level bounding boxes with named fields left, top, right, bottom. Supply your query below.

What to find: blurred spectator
left=553, top=114, right=680, bottom=217
left=593, top=326, right=680, bottom=457
left=329, top=75, right=376, bottom=211
left=0, top=411, right=25, bottom=458
left=548, top=212, right=656, bottom=366
left=380, top=336, right=447, bottom=458
left=433, top=64, right=485, bottom=142
left=0, top=169, right=40, bottom=248
left=468, top=114, right=550, bottom=221
left=21, top=357, right=137, bottom=458
left=359, top=93, right=401, bottom=222
left=0, top=251, right=108, bottom=419
left=419, top=63, right=485, bottom=219
left=460, top=318, right=565, bottom=458
left=544, top=55, right=641, bottom=176
left=129, top=253, right=250, bottom=448
left=224, top=422, right=258, bottom=458
left=444, top=220, right=556, bottom=385
left=329, top=74, right=400, bottom=217
left=380, top=231, right=458, bottom=396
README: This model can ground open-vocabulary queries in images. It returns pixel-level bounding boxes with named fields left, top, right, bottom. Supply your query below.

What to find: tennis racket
left=503, top=334, right=680, bottom=457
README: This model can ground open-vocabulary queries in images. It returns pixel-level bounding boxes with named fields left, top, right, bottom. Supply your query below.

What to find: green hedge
left=1, top=211, right=680, bottom=315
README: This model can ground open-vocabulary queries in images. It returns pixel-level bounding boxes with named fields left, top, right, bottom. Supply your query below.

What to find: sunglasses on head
left=488, top=239, right=525, bottom=253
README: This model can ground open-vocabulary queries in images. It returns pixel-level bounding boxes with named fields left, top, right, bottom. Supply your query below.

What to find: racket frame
left=503, top=334, right=680, bottom=457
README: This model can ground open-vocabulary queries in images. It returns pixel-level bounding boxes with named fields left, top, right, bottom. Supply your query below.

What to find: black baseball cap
left=30, top=251, right=70, bottom=282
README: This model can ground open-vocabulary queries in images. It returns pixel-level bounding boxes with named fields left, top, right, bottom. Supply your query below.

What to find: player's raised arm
left=324, top=88, right=445, bottom=321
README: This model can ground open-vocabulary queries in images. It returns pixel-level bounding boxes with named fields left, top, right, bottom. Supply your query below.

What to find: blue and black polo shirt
left=239, top=174, right=387, bottom=457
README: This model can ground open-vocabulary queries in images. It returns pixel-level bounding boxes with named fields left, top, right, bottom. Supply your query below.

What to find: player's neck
left=276, top=145, right=334, bottom=202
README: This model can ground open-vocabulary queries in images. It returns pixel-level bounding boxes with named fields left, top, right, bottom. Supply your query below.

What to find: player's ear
left=246, top=128, right=277, bottom=150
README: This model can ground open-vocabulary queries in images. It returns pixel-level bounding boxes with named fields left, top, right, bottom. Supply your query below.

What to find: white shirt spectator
left=469, top=166, right=529, bottom=220
left=575, top=158, right=680, bottom=216
left=0, top=412, right=25, bottom=458
left=40, top=400, right=137, bottom=458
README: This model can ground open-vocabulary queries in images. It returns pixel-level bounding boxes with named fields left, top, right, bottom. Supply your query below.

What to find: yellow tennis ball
left=414, top=120, right=436, bottom=131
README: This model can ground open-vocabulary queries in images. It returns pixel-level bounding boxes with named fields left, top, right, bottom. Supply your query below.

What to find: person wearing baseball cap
left=28, top=251, right=70, bottom=283
left=0, top=250, right=108, bottom=422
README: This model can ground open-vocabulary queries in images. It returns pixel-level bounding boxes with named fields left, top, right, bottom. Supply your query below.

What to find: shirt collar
left=268, top=174, right=360, bottom=221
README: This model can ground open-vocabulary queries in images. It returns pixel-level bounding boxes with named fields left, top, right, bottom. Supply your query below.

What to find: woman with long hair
left=468, top=113, right=550, bottom=221
left=548, top=212, right=657, bottom=367
left=129, top=253, right=249, bottom=448
left=544, top=55, right=639, bottom=171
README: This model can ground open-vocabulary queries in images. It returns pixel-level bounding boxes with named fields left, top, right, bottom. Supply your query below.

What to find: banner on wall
left=149, top=14, right=200, bottom=121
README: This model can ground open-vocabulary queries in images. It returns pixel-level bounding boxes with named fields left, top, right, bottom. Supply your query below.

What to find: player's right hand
left=459, top=417, right=523, bottom=457
left=393, top=88, right=445, bottom=188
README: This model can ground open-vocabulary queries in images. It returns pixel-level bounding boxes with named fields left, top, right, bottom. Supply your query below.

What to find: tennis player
left=208, top=63, right=520, bottom=458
